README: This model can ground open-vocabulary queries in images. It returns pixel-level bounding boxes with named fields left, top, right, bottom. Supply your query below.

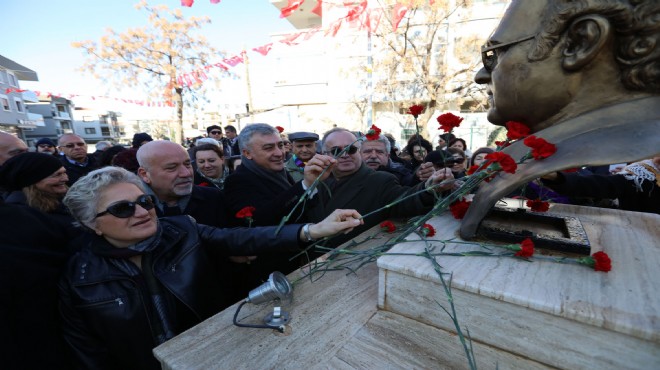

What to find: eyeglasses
left=38, top=144, right=54, bottom=148
left=62, top=142, right=86, bottom=148
left=324, top=145, right=359, bottom=157
left=210, top=131, right=222, bottom=135
left=481, top=34, right=536, bottom=72
left=444, top=157, right=465, bottom=166
left=95, top=194, right=156, bottom=219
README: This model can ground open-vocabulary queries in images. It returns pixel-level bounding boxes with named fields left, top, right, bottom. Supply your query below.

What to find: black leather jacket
left=59, top=216, right=304, bottom=370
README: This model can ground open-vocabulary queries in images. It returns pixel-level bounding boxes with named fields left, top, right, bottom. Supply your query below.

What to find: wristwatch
left=302, top=223, right=316, bottom=242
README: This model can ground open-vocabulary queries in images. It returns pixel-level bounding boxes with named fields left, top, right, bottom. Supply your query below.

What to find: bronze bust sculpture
left=460, top=0, right=660, bottom=239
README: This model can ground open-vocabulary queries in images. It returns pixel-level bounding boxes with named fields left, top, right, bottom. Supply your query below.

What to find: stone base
left=378, top=203, right=660, bottom=369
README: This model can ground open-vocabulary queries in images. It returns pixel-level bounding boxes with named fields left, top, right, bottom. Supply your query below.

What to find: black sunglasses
left=481, top=34, right=536, bottom=72
left=95, top=194, right=156, bottom=219
left=444, top=157, right=465, bottom=166
left=325, top=145, right=359, bottom=157
left=210, top=130, right=222, bottom=135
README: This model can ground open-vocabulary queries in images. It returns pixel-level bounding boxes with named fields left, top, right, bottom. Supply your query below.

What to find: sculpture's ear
left=562, top=15, right=611, bottom=71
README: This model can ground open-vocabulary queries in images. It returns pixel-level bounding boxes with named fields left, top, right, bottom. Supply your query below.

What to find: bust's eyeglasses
left=62, top=142, right=86, bottom=148
left=481, top=34, right=536, bottom=72
left=324, top=145, right=359, bottom=157
left=210, top=131, right=222, bottom=135
left=95, top=194, right=156, bottom=219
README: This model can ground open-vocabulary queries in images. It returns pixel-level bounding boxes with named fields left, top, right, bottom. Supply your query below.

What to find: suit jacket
left=224, top=164, right=306, bottom=226
left=306, top=163, right=434, bottom=247
left=153, top=185, right=232, bottom=228
left=60, top=155, right=98, bottom=186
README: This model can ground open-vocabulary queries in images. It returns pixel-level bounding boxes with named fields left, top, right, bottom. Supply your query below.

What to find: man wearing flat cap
left=285, top=131, right=319, bottom=182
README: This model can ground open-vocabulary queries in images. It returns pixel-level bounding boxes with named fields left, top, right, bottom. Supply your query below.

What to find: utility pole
left=243, top=49, right=254, bottom=124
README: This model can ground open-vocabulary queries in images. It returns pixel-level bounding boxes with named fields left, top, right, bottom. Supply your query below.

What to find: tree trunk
left=175, top=87, right=184, bottom=145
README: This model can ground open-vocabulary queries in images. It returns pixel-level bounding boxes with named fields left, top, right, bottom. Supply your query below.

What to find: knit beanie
left=0, top=152, right=64, bottom=190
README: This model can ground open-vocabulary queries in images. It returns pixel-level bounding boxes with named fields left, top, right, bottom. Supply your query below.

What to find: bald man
left=57, top=133, right=97, bottom=186
left=0, top=132, right=28, bottom=165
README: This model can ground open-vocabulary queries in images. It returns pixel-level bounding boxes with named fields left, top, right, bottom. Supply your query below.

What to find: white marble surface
left=378, top=203, right=660, bottom=368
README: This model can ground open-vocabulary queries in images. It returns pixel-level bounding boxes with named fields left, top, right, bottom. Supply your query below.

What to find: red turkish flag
left=312, top=0, right=322, bottom=17
left=280, top=0, right=304, bottom=18
left=364, top=9, right=383, bottom=33
left=223, top=55, right=244, bottom=67
left=346, top=1, right=368, bottom=22
left=326, top=19, right=343, bottom=37
left=392, top=3, right=408, bottom=30
left=210, top=0, right=221, bottom=3
left=181, top=0, right=194, bottom=7
left=252, top=43, right=273, bottom=56
left=280, top=32, right=303, bottom=46
left=214, top=62, right=228, bottom=70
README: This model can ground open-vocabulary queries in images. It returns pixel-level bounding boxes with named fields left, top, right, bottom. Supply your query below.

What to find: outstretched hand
left=303, top=154, right=336, bottom=188
left=308, top=209, right=363, bottom=240
left=426, top=168, right=455, bottom=192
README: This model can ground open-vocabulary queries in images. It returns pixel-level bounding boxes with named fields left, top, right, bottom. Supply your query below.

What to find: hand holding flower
left=303, top=154, right=336, bottom=187
left=305, top=209, right=364, bottom=240
left=425, top=168, right=455, bottom=192
left=416, top=162, right=435, bottom=182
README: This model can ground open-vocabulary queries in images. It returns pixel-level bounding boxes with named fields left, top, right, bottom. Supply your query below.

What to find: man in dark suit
left=304, top=128, right=455, bottom=248
left=224, top=123, right=317, bottom=290
left=135, top=140, right=239, bottom=305
left=57, top=134, right=98, bottom=186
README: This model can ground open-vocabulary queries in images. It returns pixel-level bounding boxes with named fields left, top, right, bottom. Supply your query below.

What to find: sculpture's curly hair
left=529, top=0, right=659, bottom=93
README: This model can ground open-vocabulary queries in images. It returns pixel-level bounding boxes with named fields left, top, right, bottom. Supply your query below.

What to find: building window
left=82, top=115, right=94, bottom=122
left=0, top=95, right=10, bottom=111
left=84, top=128, right=96, bottom=134
left=7, top=73, right=18, bottom=87
left=14, top=98, right=24, bottom=113
left=0, top=70, right=6, bottom=84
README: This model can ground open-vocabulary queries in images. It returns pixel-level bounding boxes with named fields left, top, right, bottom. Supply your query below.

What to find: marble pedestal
left=154, top=203, right=659, bottom=369
left=378, top=203, right=659, bottom=369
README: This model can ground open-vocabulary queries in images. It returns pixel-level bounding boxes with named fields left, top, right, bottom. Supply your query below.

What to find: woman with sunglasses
left=59, top=167, right=362, bottom=369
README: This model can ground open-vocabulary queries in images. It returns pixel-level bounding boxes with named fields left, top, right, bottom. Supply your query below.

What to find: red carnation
left=420, top=223, right=435, bottom=237
left=365, top=124, right=382, bottom=141
left=505, top=121, right=530, bottom=140
left=466, top=165, right=479, bottom=175
left=484, top=151, right=517, bottom=174
left=275, top=126, right=285, bottom=133
left=235, top=206, right=255, bottom=219
left=407, top=104, right=424, bottom=118
left=577, top=251, right=612, bottom=272
left=523, top=135, right=557, bottom=160
left=380, top=220, right=396, bottom=233
left=592, top=251, right=612, bottom=272
left=198, top=182, right=210, bottom=187
left=450, top=199, right=471, bottom=219
left=526, top=198, right=550, bottom=212
left=494, top=140, right=511, bottom=148
left=563, top=168, right=580, bottom=173
left=515, top=238, right=535, bottom=258
left=437, top=112, right=463, bottom=132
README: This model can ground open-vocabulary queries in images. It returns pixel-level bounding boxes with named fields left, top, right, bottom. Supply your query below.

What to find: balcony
left=52, top=111, right=71, bottom=120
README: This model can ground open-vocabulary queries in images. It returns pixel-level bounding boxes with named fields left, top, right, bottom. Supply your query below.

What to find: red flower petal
left=365, top=124, right=382, bottom=141
left=505, top=121, right=530, bottom=140
left=421, top=223, right=435, bottom=237
left=436, top=112, right=463, bottom=133
left=526, top=198, right=550, bottom=212
left=450, top=199, right=471, bottom=219
left=407, top=104, right=424, bottom=118
left=275, top=126, right=285, bottom=133
left=515, top=238, right=535, bottom=258
left=523, top=135, right=557, bottom=160
left=235, top=206, right=256, bottom=219
left=485, top=151, right=517, bottom=174
left=379, top=220, right=396, bottom=233
left=592, top=251, right=612, bottom=272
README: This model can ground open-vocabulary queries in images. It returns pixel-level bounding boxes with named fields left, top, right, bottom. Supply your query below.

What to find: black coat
left=224, top=164, right=306, bottom=227
left=59, top=216, right=304, bottom=370
left=0, top=203, right=80, bottom=369
left=60, top=155, right=98, bottom=186
left=153, top=185, right=233, bottom=227
left=306, top=164, right=434, bottom=247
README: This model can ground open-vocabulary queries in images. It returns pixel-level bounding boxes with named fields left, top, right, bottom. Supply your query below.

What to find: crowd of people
left=0, top=122, right=658, bottom=368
